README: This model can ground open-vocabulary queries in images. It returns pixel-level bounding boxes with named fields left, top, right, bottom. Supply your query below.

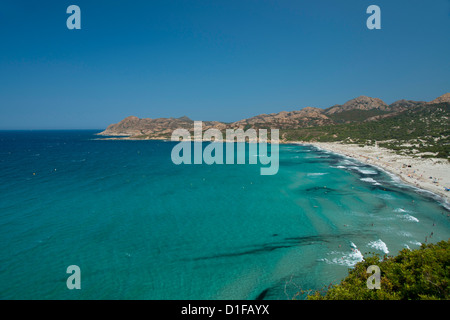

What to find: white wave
left=380, top=169, right=450, bottom=211
left=350, top=166, right=378, bottom=175
left=384, top=170, right=404, bottom=185
left=306, top=172, right=329, bottom=176
left=403, top=214, right=419, bottom=222
left=320, top=242, right=364, bottom=267
left=360, top=177, right=381, bottom=185
left=334, top=250, right=364, bottom=267
left=409, top=240, right=422, bottom=246
left=441, top=198, right=450, bottom=211
left=339, top=160, right=358, bottom=166
left=399, top=231, right=412, bottom=237
left=394, top=208, right=408, bottom=213
left=368, top=239, right=389, bottom=254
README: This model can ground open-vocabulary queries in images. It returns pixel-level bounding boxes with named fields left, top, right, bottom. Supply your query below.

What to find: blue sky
left=0, top=0, right=449, bottom=129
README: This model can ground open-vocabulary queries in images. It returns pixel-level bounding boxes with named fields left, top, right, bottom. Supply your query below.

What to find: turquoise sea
left=0, top=130, right=449, bottom=299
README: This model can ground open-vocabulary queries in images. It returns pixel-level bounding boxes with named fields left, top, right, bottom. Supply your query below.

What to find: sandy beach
left=295, top=142, right=450, bottom=206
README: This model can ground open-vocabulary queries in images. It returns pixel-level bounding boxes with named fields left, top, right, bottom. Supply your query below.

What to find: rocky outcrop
left=324, top=96, right=388, bottom=114
left=99, top=116, right=226, bottom=137
left=427, top=93, right=450, bottom=104
left=230, top=107, right=332, bottom=129
left=98, top=93, right=447, bottom=139
left=388, top=99, right=425, bottom=112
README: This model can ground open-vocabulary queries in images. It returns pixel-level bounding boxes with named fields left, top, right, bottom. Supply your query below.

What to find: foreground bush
left=307, top=240, right=449, bottom=300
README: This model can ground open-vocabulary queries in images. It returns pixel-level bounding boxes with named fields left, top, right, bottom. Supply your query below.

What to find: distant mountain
left=389, top=99, right=426, bottom=111
left=98, top=93, right=450, bottom=153
left=282, top=101, right=450, bottom=159
left=427, top=93, right=450, bottom=104
left=316, top=96, right=430, bottom=124
left=359, top=99, right=426, bottom=122
left=229, top=107, right=332, bottom=130
left=100, top=115, right=226, bottom=137
left=324, top=96, right=388, bottom=115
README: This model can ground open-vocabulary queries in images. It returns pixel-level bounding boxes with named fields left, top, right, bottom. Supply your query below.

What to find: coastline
left=95, top=134, right=450, bottom=206
left=295, top=141, right=450, bottom=206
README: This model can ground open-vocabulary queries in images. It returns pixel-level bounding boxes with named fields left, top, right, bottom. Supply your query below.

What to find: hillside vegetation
left=99, top=94, right=450, bottom=160
left=307, top=240, right=450, bottom=300
left=282, top=103, right=450, bottom=160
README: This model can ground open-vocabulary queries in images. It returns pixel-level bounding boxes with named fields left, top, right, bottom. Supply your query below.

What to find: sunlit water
left=0, top=131, right=449, bottom=299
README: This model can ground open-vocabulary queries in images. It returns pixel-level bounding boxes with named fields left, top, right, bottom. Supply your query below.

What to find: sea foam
left=360, top=177, right=381, bottom=185
left=368, top=239, right=389, bottom=254
left=320, top=242, right=364, bottom=267
left=403, top=214, right=419, bottom=222
left=350, top=166, right=378, bottom=175
left=306, top=172, right=329, bottom=176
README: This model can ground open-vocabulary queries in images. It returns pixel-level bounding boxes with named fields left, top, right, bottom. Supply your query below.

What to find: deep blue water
left=0, top=130, right=449, bottom=299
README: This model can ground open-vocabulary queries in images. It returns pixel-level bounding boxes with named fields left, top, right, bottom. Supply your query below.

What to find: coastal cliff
left=97, top=94, right=450, bottom=161
left=99, top=93, right=450, bottom=138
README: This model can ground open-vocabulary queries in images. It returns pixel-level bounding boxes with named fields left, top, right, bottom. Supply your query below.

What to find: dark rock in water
left=255, top=288, right=269, bottom=300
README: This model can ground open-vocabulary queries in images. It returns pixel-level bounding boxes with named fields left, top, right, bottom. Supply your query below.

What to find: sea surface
left=0, top=130, right=449, bottom=299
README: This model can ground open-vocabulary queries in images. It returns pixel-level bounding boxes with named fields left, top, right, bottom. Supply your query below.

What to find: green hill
left=282, top=102, right=450, bottom=160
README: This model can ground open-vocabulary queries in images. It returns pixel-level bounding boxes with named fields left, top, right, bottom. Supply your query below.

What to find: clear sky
left=0, top=0, right=449, bottom=129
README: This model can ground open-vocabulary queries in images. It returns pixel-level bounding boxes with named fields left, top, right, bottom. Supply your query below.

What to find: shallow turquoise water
left=0, top=131, right=449, bottom=299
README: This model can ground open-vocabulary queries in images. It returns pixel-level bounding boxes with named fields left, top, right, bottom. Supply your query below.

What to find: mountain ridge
left=99, top=93, right=449, bottom=138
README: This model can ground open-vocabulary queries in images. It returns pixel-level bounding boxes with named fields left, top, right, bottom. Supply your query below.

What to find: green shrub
left=307, top=240, right=450, bottom=300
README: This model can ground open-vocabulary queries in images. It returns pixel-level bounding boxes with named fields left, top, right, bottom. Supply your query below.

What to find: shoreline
left=95, top=134, right=450, bottom=206
left=294, top=141, right=450, bottom=206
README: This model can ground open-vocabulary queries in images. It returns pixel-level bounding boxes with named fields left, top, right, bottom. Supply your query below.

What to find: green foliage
left=282, top=103, right=450, bottom=160
left=328, top=109, right=390, bottom=123
left=307, top=240, right=450, bottom=300
left=125, top=102, right=450, bottom=161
